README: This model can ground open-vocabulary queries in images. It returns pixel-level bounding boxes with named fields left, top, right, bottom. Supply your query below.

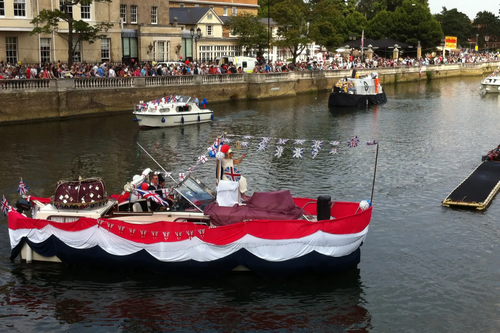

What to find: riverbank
left=0, top=61, right=498, bottom=124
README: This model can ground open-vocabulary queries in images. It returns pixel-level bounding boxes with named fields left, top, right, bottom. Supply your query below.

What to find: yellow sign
left=445, top=36, right=457, bottom=49
left=475, top=45, right=478, bottom=51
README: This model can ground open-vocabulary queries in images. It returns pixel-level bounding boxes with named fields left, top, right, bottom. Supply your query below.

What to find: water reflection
left=4, top=265, right=371, bottom=332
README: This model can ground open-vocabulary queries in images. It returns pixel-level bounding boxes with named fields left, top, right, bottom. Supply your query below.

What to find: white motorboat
left=480, top=67, right=500, bottom=93
left=133, top=95, right=214, bottom=128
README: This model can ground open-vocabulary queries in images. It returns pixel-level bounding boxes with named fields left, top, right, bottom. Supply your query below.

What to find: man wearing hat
left=219, top=145, right=250, bottom=201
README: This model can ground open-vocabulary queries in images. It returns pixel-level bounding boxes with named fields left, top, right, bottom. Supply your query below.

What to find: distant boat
left=480, top=67, right=500, bottom=93
left=133, top=95, right=213, bottom=128
left=329, top=72, right=387, bottom=108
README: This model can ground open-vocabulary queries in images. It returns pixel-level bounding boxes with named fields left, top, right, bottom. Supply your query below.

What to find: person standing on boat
left=219, top=145, right=250, bottom=201
left=148, top=173, right=168, bottom=211
left=193, top=95, right=199, bottom=107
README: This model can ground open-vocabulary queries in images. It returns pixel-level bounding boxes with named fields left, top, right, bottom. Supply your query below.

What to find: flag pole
left=370, top=143, right=379, bottom=204
left=136, top=142, right=178, bottom=184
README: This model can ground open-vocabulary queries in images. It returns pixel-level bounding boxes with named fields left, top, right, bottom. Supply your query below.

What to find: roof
left=344, top=38, right=413, bottom=50
left=170, top=7, right=212, bottom=25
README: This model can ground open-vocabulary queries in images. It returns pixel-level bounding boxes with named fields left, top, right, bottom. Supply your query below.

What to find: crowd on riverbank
left=0, top=51, right=498, bottom=80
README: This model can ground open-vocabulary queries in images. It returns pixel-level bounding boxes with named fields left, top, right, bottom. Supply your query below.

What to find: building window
left=6, top=37, right=17, bottom=64
left=120, top=5, right=126, bottom=23
left=81, top=4, right=90, bottom=20
left=101, top=38, right=110, bottom=61
left=156, top=41, right=166, bottom=61
left=0, top=0, right=5, bottom=16
left=14, top=0, right=26, bottom=17
left=232, top=7, right=237, bottom=15
left=223, top=6, right=227, bottom=16
left=179, top=3, right=185, bottom=7
left=40, top=38, right=51, bottom=64
left=130, top=5, right=137, bottom=24
left=206, top=25, right=213, bottom=36
left=60, top=1, right=73, bottom=18
left=207, top=13, right=212, bottom=19
left=151, top=6, right=157, bottom=24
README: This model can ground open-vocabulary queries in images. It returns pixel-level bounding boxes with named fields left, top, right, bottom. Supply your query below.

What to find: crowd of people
left=0, top=51, right=498, bottom=80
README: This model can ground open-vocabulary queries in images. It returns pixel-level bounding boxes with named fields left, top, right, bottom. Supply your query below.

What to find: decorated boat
left=133, top=95, right=213, bottom=128
left=328, top=73, right=387, bottom=108
left=480, top=67, right=500, bottom=93
left=5, top=138, right=374, bottom=277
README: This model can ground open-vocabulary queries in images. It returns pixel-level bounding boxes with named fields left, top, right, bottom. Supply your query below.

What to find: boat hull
left=8, top=202, right=372, bottom=277
left=480, top=83, right=500, bottom=93
left=133, top=111, right=213, bottom=128
left=328, top=92, right=387, bottom=108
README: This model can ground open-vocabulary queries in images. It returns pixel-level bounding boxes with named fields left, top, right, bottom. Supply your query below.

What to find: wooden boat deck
left=443, top=161, right=500, bottom=210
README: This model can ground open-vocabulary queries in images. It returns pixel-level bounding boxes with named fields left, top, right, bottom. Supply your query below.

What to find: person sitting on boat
left=219, top=145, right=250, bottom=201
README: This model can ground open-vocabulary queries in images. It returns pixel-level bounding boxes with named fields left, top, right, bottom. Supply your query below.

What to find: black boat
left=328, top=73, right=387, bottom=108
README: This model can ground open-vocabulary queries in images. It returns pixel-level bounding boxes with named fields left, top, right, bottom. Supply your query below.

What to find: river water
left=1, top=75, right=500, bottom=332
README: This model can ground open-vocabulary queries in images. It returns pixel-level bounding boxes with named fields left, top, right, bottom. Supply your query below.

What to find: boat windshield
left=174, top=177, right=215, bottom=211
left=176, top=96, right=191, bottom=103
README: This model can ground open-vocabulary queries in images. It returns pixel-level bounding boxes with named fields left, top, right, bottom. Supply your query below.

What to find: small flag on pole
left=18, top=178, right=28, bottom=195
left=2, top=195, right=12, bottom=215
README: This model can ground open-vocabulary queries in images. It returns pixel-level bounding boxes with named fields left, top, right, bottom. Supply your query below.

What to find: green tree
left=367, top=0, right=441, bottom=50
left=31, top=0, right=113, bottom=67
left=228, top=13, right=269, bottom=57
left=271, top=0, right=312, bottom=64
left=309, top=0, right=348, bottom=51
left=472, top=11, right=500, bottom=50
left=434, top=7, right=472, bottom=48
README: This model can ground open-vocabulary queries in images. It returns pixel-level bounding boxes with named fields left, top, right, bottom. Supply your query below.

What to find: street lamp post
left=476, top=33, right=479, bottom=52
left=190, top=27, right=202, bottom=62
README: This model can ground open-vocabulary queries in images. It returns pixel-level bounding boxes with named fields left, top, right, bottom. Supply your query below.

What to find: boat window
left=176, top=105, right=192, bottom=112
left=242, top=61, right=247, bottom=68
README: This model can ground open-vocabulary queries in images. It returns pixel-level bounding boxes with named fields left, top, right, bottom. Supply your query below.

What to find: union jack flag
left=312, top=149, right=320, bottom=159
left=293, top=148, right=304, bottom=158
left=2, top=195, right=12, bottom=215
left=277, top=139, right=289, bottom=145
left=224, top=166, right=241, bottom=181
left=257, top=143, right=268, bottom=151
left=330, top=141, right=340, bottom=146
left=240, top=141, right=249, bottom=147
left=294, top=139, right=306, bottom=145
left=366, top=140, right=378, bottom=145
left=135, top=189, right=169, bottom=206
left=198, top=155, right=208, bottom=164
left=311, top=140, right=323, bottom=150
left=243, top=135, right=254, bottom=139
left=260, top=137, right=270, bottom=143
left=18, top=178, right=28, bottom=195
left=329, top=148, right=339, bottom=155
left=274, top=146, right=285, bottom=158
left=179, top=173, right=186, bottom=181
left=348, top=136, right=360, bottom=148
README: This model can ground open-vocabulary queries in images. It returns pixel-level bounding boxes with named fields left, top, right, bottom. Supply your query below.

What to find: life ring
left=363, top=81, right=369, bottom=92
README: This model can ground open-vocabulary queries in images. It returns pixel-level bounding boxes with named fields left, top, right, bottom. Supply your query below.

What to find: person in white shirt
left=108, top=67, right=116, bottom=77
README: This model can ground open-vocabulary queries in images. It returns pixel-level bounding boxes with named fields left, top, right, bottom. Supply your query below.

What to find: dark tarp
left=204, top=190, right=305, bottom=226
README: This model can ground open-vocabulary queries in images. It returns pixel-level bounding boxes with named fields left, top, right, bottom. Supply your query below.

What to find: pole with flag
left=2, top=195, right=12, bottom=215
left=18, top=178, right=28, bottom=196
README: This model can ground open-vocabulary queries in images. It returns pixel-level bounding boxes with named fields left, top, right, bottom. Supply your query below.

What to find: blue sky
left=428, top=0, right=498, bottom=19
